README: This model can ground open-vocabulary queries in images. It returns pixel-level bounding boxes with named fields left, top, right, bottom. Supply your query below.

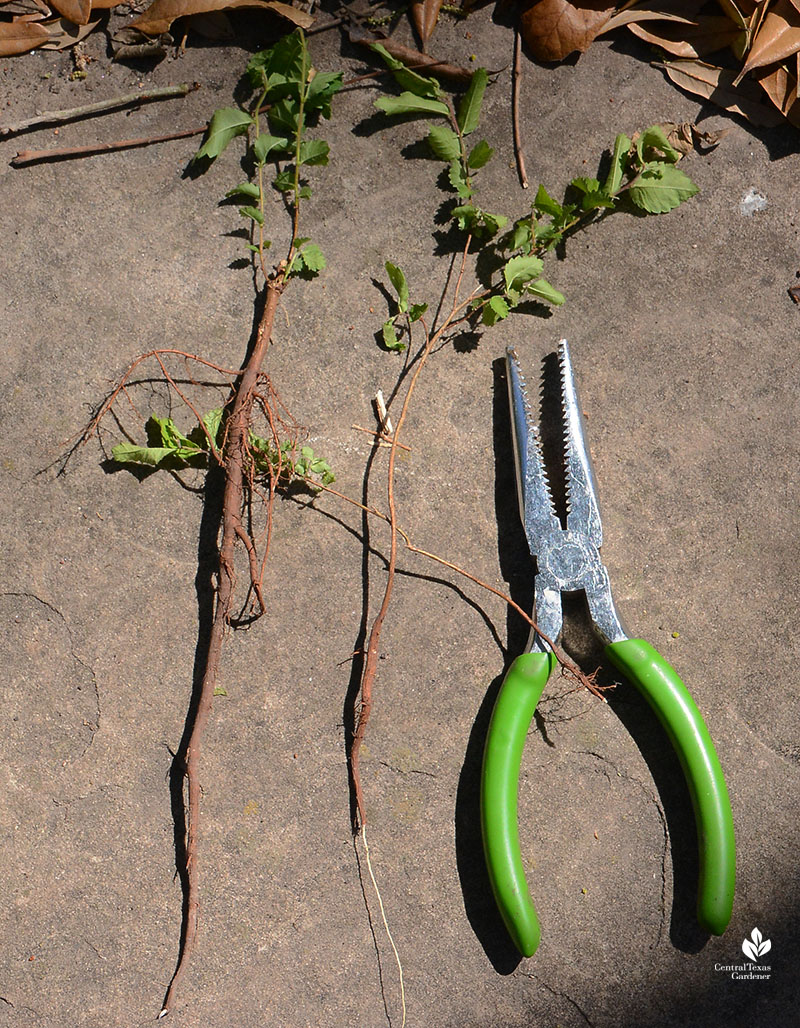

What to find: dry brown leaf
left=658, top=57, right=785, bottom=125
left=90, top=0, right=123, bottom=8
left=129, top=0, right=312, bottom=36
left=600, top=8, right=698, bottom=35
left=737, top=0, right=800, bottom=79
left=185, top=9, right=235, bottom=38
left=755, top=60, right=800, bottom=123
left=0, top=16, right=50, bottom=55
left=411, top=0, right=443, bottom=51
left=40, top=14, right=100, bottom=47
left=519, top=0, right=616, bottom=62
left=627, top=15, right=745, bottom=58
left=48, top=0, right=91, bottom=24
left=652, top=119, right=731, bottom=154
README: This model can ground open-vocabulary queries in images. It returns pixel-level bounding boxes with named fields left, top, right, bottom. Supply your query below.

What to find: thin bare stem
left=11, top=125, right=208, bottom=166
left=512, top=29, right=529, bottom=190
left=0, top=82, right=198, bottom=137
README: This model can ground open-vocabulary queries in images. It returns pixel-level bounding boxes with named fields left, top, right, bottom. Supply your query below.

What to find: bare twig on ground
left=11, top=124, right=207, bottom=166
left=512, top=28, right=528, bottom=189
left=0, top=82, right=198, bottom=137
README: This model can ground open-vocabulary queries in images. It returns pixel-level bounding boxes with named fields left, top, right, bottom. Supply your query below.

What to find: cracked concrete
left=1, top=6, right=799, bottom=1028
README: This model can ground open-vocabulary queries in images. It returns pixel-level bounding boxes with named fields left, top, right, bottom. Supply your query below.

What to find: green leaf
left=457, top=67, right=488, bottom=135
left=382, top=318, right=405, bottom=351
left=628, top=162, right=698, bottom=214
left=272, top=168, right=295, bottom=192
left=636, top=125, right=682, bottom=165
left=246, top=30, right=306, bottom=93
left=374, top=92, right=449, bottom=118
left=532, top=183, right=563, bottom=220
left=298, top=243, right=326, bottom=273
left=451, top=204, right=480, bottom=231
left=467, top=139, right=494, bottom=169
left=503, top=254, right=544, bottom=295
left=305, top=71, right=343, bottom=117
left=482, top=295, right=509, bottom=326
left=298, top=139, right=330, bottom=166
left=111, top=443, right=176, bottom=466
left=253, top=133, right=289, bottom=165
left=194, top=108, right=252, bottom=162
left=570, top=176, right=601, bottom=195
left=269, top=97, right=303, bottom=139
left=448, top=159, right=472, bottom=199
left=579, top=190, right=615, bottom=212
left=385, top=261, right=409, bottom=312
left=604, top=132, right=631, bottom=195
left=481, top=210, right=508, bottom=236
left=408, top=302, right=428, bottom=322
left=370, top=43, right=442, bottom=99
left=226, top=182, right=260, bottom=199
left=239, top=205, right=264, bottom=224
left=525, top=278, right=565, bottom=306
left=504, top=217, right=533, bottom=253
left=426, top=124, right=461, bottom=161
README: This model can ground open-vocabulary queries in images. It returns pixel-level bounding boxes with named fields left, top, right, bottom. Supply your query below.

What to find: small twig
left=351, top=425, right=411, bottom=450
left=0, top=82, right=199, bottom=138
left=11, top=124, right=207, bottom=166
left=512, top=28, right=528, bottom=190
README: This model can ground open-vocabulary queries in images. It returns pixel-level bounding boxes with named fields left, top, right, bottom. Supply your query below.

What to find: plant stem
left=160, top=273, right=285, bottom=1017
left=11, top=125, right=207, bottom=166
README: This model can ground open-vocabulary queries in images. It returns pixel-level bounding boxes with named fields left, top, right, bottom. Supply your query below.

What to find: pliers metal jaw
left=480, top=341, right=736, bottom=958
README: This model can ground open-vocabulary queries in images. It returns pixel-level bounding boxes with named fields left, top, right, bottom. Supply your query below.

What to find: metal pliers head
left=506, top=340, right=627, bottom=652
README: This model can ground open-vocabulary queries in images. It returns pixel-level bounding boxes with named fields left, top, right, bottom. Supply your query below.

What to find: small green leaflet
left=604, top=132, right=631, bottom=195
left=636, top=125, right=682, bottom=165
left=246, top=30, right=306, bottom=93
left=451, top=204, right=507, bottom=238
left=370, top=43, right=442, bottom=100
left=253, top=133, right=289, bottom=165
left=291, top=243, right=326, bottom=276
left=628, top=163, right=698, bottom=214
left=532, top=183, right=563, bottom=221
left=239, top=205, right=264, bottom=224
left=273, top=168, right=295, bottom=192
left=467, top=140, right=493, bottom=169
left=111, top=443, right=177, bottom=467
left=374, top=92, right=449, bottom=118
left=482, top=295, right=509, bottom=326
left=298, top=139, right=330, bottom=166
left=503, top=255, right=544, bottom=296
left=448, top=159, right=472, bottom=199
left=385, top=261, right=409, bottom=313
left=408, top=302, right=428, bottom=322
left=525, top=278, right=565, bottom=306
left=226, top=182, right=260, bottom=200
left=426, top=124, right=460, bottom=162
left=457, top=67, right=488, bottom=136
left=195, top=108, right=253, bottom=162
left=305, top=71, right=343, bottom=118
left=382, top=319, right=405, bottom=351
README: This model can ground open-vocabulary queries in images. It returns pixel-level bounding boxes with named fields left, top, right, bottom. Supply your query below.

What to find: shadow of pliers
left=480, top=340, right=736, bottom=956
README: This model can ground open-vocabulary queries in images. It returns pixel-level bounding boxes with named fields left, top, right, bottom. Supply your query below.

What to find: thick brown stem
left=160, top=277, right=284, bottom=1017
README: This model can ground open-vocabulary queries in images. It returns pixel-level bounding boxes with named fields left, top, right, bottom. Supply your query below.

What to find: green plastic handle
left=480, top=650, right=556, bottom=956
left=605, top=639, right=736, bottom=935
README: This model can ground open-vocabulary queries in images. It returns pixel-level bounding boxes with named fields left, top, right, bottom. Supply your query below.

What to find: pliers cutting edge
left=480, top=341, right=736, bottom=957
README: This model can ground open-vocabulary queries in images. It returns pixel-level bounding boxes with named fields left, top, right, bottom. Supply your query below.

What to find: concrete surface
left=1, top=7, right=798, bottom=1027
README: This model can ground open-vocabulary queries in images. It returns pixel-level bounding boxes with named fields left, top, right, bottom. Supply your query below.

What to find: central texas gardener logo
left=742, top=928, right=771, bottom=962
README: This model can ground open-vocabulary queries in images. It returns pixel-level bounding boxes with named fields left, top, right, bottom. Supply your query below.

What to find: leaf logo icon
left=742, top=927, right=772, bottom=961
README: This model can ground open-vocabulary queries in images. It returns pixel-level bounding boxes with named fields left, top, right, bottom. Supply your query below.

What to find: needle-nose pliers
left=480, top=340, right=736, bottom=957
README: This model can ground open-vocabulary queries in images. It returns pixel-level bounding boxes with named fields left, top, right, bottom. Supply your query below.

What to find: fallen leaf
left=737, top=0, right=800, bottom=80
left=411, top=0, right=443, bottom=51
left=0, top=17, right=50, bottom=55
left=40, top=14, right=101, bottom=47
left=627, top=15, right=745, bottom=59
left=185, top=10, right=235, bottom=38
left=48, top=0, right=91, bottom=25
left=350, top=28, right=474, bottom=84
left=128, top=0, right=312, bottom=37
left=651, top=119, right=731, bottom=155
left=755, top=61, right=800, bottom=124
left=600, top=7, right=699, bottom=35
left=519, top=0, right=616, bottom=62
left=657, top=57, right=785, bottom=126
